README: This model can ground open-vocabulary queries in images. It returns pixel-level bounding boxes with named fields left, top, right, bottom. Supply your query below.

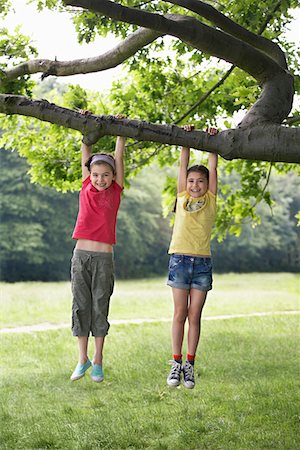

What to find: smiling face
left=186, top=170, right=209, bottom=198
left=90, top=162, right=115, bottom=191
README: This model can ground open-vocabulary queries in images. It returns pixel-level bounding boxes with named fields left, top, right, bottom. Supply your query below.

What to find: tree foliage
left=0, top=0, right=299, bottom=238
left=0, top=149, right=173, bottom=281
left=1, top=149, right=299, bottom=281
left=212, top=172, right=300, bottom=272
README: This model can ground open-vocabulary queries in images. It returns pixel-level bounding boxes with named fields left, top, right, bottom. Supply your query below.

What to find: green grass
left=0, top=274, right=299, bottom=449
left=0, top=273, right=299, bottom=328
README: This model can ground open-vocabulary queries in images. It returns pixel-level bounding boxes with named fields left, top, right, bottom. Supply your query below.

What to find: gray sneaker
left=182, top=361, right=195, bottom=389
left=167, top=360, right=182, bottom=387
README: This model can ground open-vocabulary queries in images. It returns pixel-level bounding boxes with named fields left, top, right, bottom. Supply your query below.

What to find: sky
left=3, top=1, right=300, bottom=94
left=4, top=0, right=122, bottom=90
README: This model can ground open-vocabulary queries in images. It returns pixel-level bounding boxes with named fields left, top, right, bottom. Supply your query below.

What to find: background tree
left=0, top=0, right=299, bottom=238
left=211, top=171, right=300, bottom=272
left=0, top=148, right=173, bottom=281
left=0, top=149, right=78, bottom=281
left=1, top=146, right=299, bottom=282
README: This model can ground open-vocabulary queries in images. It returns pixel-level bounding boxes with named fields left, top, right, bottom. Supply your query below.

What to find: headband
left=90, top=154, right=115, bottom=171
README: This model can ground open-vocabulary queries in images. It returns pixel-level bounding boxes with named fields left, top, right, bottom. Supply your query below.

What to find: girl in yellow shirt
left=167, top=125, right=218, bottom=389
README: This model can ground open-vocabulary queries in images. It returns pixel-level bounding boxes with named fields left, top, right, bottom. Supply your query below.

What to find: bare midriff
left=75, top=239, right=113, bottom=253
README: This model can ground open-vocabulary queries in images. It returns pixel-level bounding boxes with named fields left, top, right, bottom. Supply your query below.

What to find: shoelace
left=170, top=362, right=181, bottom=378
left=184, top=363, right=194, bottom=381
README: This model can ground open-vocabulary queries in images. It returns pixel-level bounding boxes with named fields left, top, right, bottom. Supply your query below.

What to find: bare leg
left=78, top=336, right=89, bottom=364
left=187, top=289, right=207, bottom=356
left=171, top=288, right=189, bottom=356
left=93, top=336, right=105, bottom=365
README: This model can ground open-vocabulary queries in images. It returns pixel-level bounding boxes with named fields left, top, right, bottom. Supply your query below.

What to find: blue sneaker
left=70, top=359, right=92, bottom=381
left=91, top=364, right=104, bottom=383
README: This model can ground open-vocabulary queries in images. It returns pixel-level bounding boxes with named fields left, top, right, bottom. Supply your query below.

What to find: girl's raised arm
left=178, top=146, right=190, bottom=194
left=178, top=124, right=194, bottom=193
left=81, top=142, right=92, bottom=181
left=79, top=110, right=92, bottom=181
left=206, top=127, right=218, bottom=195
left=114, top=114, right=126, bottom=188
left=208, top=152, right=218, bottom=195
left=114, top=136, right=126, bottom=188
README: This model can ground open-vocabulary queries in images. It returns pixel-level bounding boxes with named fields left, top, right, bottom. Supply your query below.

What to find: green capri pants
left=71, top=249, right=114, bottom=337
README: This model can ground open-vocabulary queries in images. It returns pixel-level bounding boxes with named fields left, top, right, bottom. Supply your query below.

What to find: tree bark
left=65, top=0, right=285, bottom=84
left=166, top=0, right=287, bottom=68
left=1, top=94, right=299, bottom=163
left=1, top=1, right=298, bottom=164
left=64, top=0, right=294, bottom=128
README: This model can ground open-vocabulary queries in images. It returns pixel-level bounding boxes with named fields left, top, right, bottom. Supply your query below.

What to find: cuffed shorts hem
left=167, top=281, right=190, bottom=290
left=167, top=281, right=212, bottom=292
left=191, top=283, right=212, bottom=292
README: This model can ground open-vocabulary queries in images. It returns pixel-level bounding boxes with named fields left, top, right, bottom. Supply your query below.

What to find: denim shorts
left=167, top=254, right=213, bottom=291
left=71, top=249, right=114, bottom=337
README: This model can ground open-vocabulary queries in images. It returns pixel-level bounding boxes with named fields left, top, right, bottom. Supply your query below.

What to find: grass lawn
left=0, top=273, right=299, bottom=449
left=0, top=273, right=299, bottom=328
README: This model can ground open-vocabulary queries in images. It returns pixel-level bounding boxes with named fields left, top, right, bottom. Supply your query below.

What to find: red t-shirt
left=72, top=177, right=123, bottom=245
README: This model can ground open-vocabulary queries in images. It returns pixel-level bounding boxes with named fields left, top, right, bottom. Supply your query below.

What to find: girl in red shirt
left=70, top=116, right=126, bottom=383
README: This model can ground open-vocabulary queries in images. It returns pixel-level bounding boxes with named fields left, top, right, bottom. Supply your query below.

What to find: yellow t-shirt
left=168, top=190, right=217, bottom=256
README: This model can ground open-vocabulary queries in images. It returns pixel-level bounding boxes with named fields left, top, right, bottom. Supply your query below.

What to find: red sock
left=187, top=354, right=195, bottom=365
left=173, top=354, right=182, bottom=363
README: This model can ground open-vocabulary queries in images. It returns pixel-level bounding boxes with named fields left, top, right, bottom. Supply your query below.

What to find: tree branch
left=1, top=94, right=299, bottom=163
left=64, top=0, right=294, bottom=127
left=1, top=28, right=161, bottom=84
left=166, top=0, right=287, bottom=68
left=64, top=0, right=285, bottom=84
left=173, top=0, right=284, bottom=124
left=174, top=65, right=235, bottom=124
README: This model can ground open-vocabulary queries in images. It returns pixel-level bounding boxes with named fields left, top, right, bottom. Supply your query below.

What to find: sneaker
left=182, top=361, right=195, bottom=389
left=91, top=364, right=104, bottom=383
left=70, top=358, right=92, bottom=381
left=167, top=360, right=182, bottom=387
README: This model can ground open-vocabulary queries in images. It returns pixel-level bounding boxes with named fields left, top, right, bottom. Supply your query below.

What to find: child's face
left=90, top=163, right=115, bottom=191
left=186, top=171, right=208, bottom=198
